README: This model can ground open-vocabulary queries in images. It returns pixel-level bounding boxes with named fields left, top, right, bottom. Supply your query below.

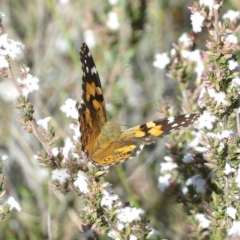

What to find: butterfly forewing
left=78, top=43, right=107, bottom=158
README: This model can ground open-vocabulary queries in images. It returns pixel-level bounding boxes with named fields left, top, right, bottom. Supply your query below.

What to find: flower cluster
left=0, top=155, right=21, bottom=221
left=0, top=28, right=154, bottom=237
left=153, top=1, right=240, bottom=239
left=189, top=2, right=240, bottom=239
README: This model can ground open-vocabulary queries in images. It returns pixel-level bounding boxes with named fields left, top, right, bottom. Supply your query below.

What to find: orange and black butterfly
left=78, top=43, right=199, bottom=166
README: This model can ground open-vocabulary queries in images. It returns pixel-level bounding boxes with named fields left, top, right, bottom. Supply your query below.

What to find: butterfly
left=78, top=43, right=199, bottom=166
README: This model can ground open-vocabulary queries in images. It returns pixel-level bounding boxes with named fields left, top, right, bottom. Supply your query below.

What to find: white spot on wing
left=91, top=67, right=97, bottom=75
left=172, top=123, right=178, bottom=127
left=86, top=67, right=89, bottom=73
left=167, top=116, right=174, bottom=123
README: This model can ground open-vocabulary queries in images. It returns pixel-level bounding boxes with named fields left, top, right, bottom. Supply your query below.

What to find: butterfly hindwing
left=78, top=43, right=107, bottom=157
left=91, top=140, right=144, bottom=166
left=90, top=113, right=199, bottom=166
left=121, top=113, right=200, bottom=144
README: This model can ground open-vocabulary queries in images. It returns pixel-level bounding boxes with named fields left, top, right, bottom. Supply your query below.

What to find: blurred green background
left=0, top=0, right=239, bottom=239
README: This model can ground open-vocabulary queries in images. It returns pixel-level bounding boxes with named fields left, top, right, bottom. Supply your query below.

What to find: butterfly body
left=78, top=43, right=199, bottom=166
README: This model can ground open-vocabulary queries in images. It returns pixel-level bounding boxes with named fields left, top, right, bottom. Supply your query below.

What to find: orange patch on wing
left=93, top=99, right=101, bottom=110
left=86, top=91, right=90, bottom=101
left=116, top=145, right=136, bottom=152
left=86, top=82, right=96, bottom=96
left=96, top=87, right=103, bottom=95
left=148, top=127, right=163, bottom=136
left=85, top=108, right=93, bottom=127
left=134, top=131, right=146, bottom=137
left=146, top=121, right=156, bottom=128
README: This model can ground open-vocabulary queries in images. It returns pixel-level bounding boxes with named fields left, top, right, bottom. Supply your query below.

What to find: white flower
left=106, top=12, right=120, bottom=30
left=224, top=163, right=236, bottom=175
left=83, top=30, right=96, bottom=49
left=117, top=207, right=144, bottom=223
left=62, top=137, right=74, bottom=157
left=0, top=81, right=18, bottom=101
left=198, top=87, right=206, bottom=108
left=228, top=59, right=238, bottom=70
left=191, top=12, right=205, bottom=33
left=7, top=196, right=22, bottom=212
left=164, top=156, right=174, bottom=161
left=158, top=174, right=171, bottom=192
left=225, top=34, right=238, bottom=44
left=55, top=36, right=68, bottom=54
left=6, top=40, right=24, bottom=60
left=108, top=0, right=118, bottom=5
left=199, top=0, right=214, bottom=8
left=147, top=228, right=160, bottom=238
left=195, top=147, right=208, bottom=153
left=51, top=147, right=59, bottom=157
left=195, top=213, right=210, bottom=228
left=153, top=53, right=170, bottom=69
left=37, top=117, right=52, bottom=130
left=160, top=161, right=178, bottom=173
left=0, top=12, right=5, bottom=19
left=220, top=130, right=233, bottom=139
left=213, top=4, right=220, bottom=10
left=101, top=190, right=119, bottom=208
left=51, top=168, right=70, bottom=184
left=17, top=74, right=39, bottom=97
left=180, top=49, right=203, bottom=75
left=58, top=0, right=70, bottom=4
left=186, top=174, right=206, bottom=194
left=106, top=103, right=113, bottom=111
left=232, top=77, right=240, bottom=87
left=108, top=229, right=120, bottom=240
left=116, top=223, right=124, bottom=231
left=215, top=92, right=228, bottom=105
left=235, top=166, right=240, bottom=188
left=1, top=155, right=8, bottom=161
left=60, top=98, right=78, bottom=119
left=228, top=221, right=240, bottom=237
left=208, top=89, right=228, bottom=106
left=0, top=55, right=9, bottom=68
left=182, top=153, right=193, bottom=163
left=182, top=185, right=188, bottom=195
left=69, top=123, right=80, bottom=141
left=0, top=34, right=24, bottom=60
left=179, top=33, right=191, bottom=44
left=25, top=75, right=39, bottom=92
left=187, top=131, right=207, bottom=152
left=74, top=170, right=89, bottom=193
left=198, top=111, right=216, bottom=130
left=170, top=48, right=176, bottom=56
left=223, top=10, right=240, bottom=22
left=0, top=34, right=8, bottom=53
left=227, top=207, right=237, bottom=220
left=130, top=235, right=137, bottom=240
